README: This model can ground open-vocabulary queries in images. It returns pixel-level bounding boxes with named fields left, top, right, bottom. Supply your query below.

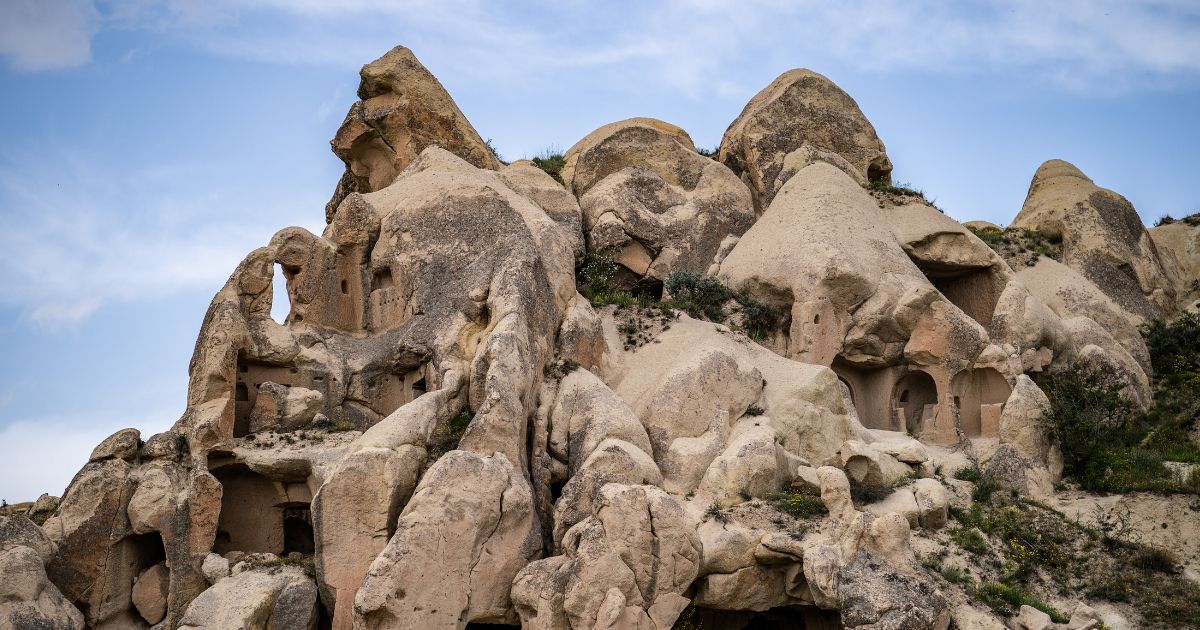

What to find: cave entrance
left=213, top=464, right=288, bottom=555
left=233, top=354, right=303, bottom=437
left=951, top=368, right=1011, bottom=437
left=892, top=370, right=938, bottom=434
left=374, top=363, right=433, bottom=419
left=832, top=359, right=897, bottom=431
left=283, top=504, right=315, bottom=556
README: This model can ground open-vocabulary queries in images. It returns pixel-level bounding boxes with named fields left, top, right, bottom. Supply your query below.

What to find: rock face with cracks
left=17, top=42, right=1200, bottom=630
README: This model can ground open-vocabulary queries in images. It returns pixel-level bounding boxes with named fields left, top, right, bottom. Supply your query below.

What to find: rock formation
left=9, top=44, right=1197, bottom=630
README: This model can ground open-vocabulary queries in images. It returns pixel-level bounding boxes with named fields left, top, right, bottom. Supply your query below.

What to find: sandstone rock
left=836, top=551, right=950, bottom=630
left=552, top=438, right=662, bottom=545
left=548, top=368, right=653, bottom=475
left=512, top=484, right=700, bottom=629
left=837, top=440, right=913, bottom=487
left=247, top=382, right=324, bottom=433
left=912, top=478, right=949, bottom=530
left=1149, top=217, right=1200, bottom=311
left=865, top=488, right=919, bottom=529
left=1068, top=603, right=1103, bottom=630
left=326, top=45, right=500, bottom=219
left=998, top=375, right=1052, bottom=464
left=0, top=546, right=85, bottom=630
left=0, top=513, right=56, bottom=565
left=1013, top=159, right=1176, bottom=319
left=563, top=118, right=756, bottom=280
left=698, top=420, right=787, bottom=506
left=132, top=563, right=169, bottom=625
left=140, top=432, right=182, bottom=460
left=178, top=565, right=317, bottom=630
left=1013, top=604, right=1053, bottom=630
left=719, top=68, right=892, bottom=210
left=89, top=427, right=141, bottom=461
left=202, top=552, right=230, bottom=584
left=817, top=466, right=856, bottom=523
left=354, top=451, right=536, bottom=628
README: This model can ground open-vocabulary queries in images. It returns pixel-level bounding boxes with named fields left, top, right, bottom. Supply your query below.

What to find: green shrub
left=763, top=489, right=827, bottom=519
left=735, top=293, right=779, bottom=339
left=974, top=582, right=1067, bottom=622
left=951, top=526, right=989, bottom=555
left=1037, top=364, right=1136, bottom=492
left=484, top=138, right=506, bottom=165
left=954, top=466, right=984, bottom=483
left=531, top=148, right=566, bottom=183
left=665, top=272, right=734, bottom=320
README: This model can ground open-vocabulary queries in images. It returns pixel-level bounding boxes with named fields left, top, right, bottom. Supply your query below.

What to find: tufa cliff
left=3, top=45, right=1200, bottom=630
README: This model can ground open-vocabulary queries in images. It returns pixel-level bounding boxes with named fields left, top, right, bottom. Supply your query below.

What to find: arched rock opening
left=833, top=359, right=900, bottom=431
left=951, top=368, right=1011, bottom=437
left=893, top=370, right=938, bottom=434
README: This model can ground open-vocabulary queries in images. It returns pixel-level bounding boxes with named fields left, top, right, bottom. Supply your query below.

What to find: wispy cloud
left=0, top=145, right=322, bottom=330
left=0, top=0, right=99, bottom=72
left=5, top=1, right=1199, bottom=91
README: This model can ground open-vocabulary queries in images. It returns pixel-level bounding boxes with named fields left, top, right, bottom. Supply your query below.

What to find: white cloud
left=0, top=0, right=100, bottom=71
left=0, top=146, right=324, bottom=330
left=0, top=412, right=174, bottom=503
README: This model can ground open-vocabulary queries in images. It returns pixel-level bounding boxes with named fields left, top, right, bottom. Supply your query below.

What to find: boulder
left=562, top=118, right=755, bottom=281
left=1013, top=604, right=1053, bottom=630
left=202, top=552, right=230, bottom=584
left=0, top=513, right=56, bottom=564
left=131, top=562, right=169, bottom=625
left=178, top=564, right=317, bottom=630
left=837, top=440, right=913, bottom=487
left=552, top=438, right=662, bottom=545
left=548, top=369, right=653, bottom=475
left=89, top=427, right=141, bottom=461
left=865, top=488, right=920, bottom=529
left=1149, top=217, right=1200, bottom=311
left=247, top=383, right=324, bottom=433
left=836, top=551, right=950, bottom=630
left=912, top=478, right=949, bottom=530
left=998, top=375, right=1052, bottom=464
left=325, top=45, right=500, bottom=219
left=512, top=484, right=701, bottom=629
left=353, top=451, right=536, bottom=628
left=1013, top=159, right=1176, bottom=319
left=719, top=68, right=892, bottom=210
left=0, top=546, right=85, bottom=630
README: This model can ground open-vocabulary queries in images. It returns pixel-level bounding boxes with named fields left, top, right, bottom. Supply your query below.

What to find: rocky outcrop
left=562, top=118, right=755, bottom=282
left=1013, top=160, right=1176, bottom=319
left=325, top=45, right=501, bottom=220
left=21, top=42, right=1200, bottom=630
left=1149, top=216, right=1200, bottom=311
left=719, top=68, right=892, bottom=210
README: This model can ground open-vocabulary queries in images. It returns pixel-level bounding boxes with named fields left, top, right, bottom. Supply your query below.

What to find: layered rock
left=325, top=45, right=501, bottom=220
left=1013, top=160, right=1176, bottom=319
left=561, top=118, right=755, bottom=282
left=718, top=68, right=892, bottom=210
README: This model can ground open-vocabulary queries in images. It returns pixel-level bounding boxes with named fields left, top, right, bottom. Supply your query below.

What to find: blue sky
left=1, top=1, right=1199, bottom=502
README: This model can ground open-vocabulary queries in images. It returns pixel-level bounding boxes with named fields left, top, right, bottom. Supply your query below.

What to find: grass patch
left=763, top=489, right=827, bottom=519
left=951, top=526, right=989, bottom=555
left=967, top=225, right=1062, bottom=267
left=237, top=553, right=317, bottom=578
left=311, top=417, right=355, bottom=432
left=531, top=148, right=566, bottom=184
left=975, top=582, right=1067, bottom=622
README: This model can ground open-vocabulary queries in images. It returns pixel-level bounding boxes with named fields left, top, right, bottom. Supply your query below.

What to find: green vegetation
left=574, top=250, right=782, bottom=343
left=1036, top=311, right=1200, bottom=494
left=237, top=553, right=317, bottom=578
left=967, top=225, right=1062, bottom=267
left=428, top=406, right=474, bottom=460
left=952, top=466, right=1002, bottom=502
left=311, top=417, right=355, bottom=432
left=744, top=404, right=765, bottom=417
left=763, top=488, right=828, bottom=519
left=531, top=148, right=566, bottom=183
left=1154, top=212, right=1200, bottom=228
left=975, top=582, right=1068, bottom=622
left=484, top=138, right=507, bottom=165
left=865, top=179, right=928, bottom=200
left=950, top=526, right=989, bottom=555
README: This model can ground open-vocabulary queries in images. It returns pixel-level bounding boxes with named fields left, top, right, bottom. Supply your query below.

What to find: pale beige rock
left=0, top=546, right=85, bottom=630
left=698, top=420, right=787, bottom=506
left=548, top=369, right=653, bottom=475
left=354, top=451, right=535, bottom=628
left=247, top=383, right=324, bottom=433
left=512, top=484, right=700, bottom=630
left=998, top=375, right=1052, bottom=464
left=89, top=427, right=141, bottom=461
left=202, top=553, right=230, bottom=584
left=326, top=45, right=500, bottom=219
left=817, top=466, right=856, bottom=523
left=178, top=565, right=316, bottom=630
left=1149, top=218, right=1200, bottom=310
left=837, top=440, right=913, bottom=487
left=1013, top=159, right=1176, bottom=319
left=0, top=514, right=56, bottom=565
left=912, top=478, right=949, bottom=530
left=865, top=488, right=920, bottom=529
left=132, top=563, right=169, bottom=625
left=563, top=118, right=756, bottom=280
left=719, top=68, right=892, bottom=210
left=552, top=438, right=662, bottom=545
left=1013, top=604, right=1053, bottom=630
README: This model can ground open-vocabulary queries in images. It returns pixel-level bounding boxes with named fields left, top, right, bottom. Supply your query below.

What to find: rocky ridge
left=2, top=44, right=1199, bottom=630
